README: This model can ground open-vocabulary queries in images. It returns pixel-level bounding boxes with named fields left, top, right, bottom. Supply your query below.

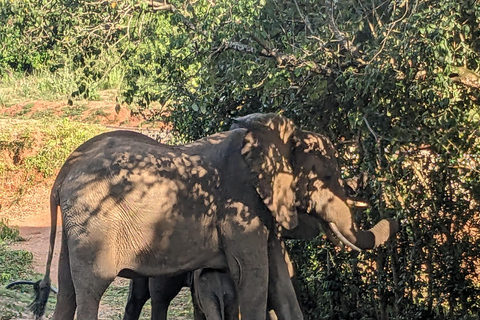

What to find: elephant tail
left=6, top=280, right=58, bottom=293
left=30, top=192, right=59, bottom=319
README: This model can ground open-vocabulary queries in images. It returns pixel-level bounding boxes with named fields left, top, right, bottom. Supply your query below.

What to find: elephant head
left=231, top=113, right=398, bottom=250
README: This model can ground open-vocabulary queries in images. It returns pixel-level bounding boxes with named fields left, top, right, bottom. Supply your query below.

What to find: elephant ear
left=233, top=113, right=298, bottom=230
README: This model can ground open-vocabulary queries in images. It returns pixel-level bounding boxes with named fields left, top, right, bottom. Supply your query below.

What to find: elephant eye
left=324, top=175, right=332, bottom=181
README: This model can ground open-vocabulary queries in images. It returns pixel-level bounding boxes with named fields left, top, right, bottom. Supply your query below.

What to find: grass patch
left=0, top=127, right=34, bottom=176
left=0, top=68, right=77, bottom=103
left=167, top=288, right=194, bottom=319
left=101, top=284, right=193, bottom=319
left=0, top=118, right=105, bottom=178
left=0, top=221, right=31, bottom=283
left=25, top=118, right=105, bottom=177
left=0, top=220, right=23, bottom=243
left=0, top=242, right=33, bottom=283
left=0, top=117, right=105, bottom=208
left=15, top=103, right=35, bottom=117
left=0, top=64, right=125, bottom=106
left=0, top=251, right=56, bottom=320
left=92, top=107, right=109, bottom=117
left=83, top=108, right=110, bottom=123
left=0, top=222, right=55, bottom=320
left=30, top=109, right=54, bottom=119
left=101, top=284, right=151, bottom=319
left=61, top=104, right=88, bottom=118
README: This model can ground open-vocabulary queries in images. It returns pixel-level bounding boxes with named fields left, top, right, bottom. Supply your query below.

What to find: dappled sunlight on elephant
left=13, top=113, right=397, bottom=320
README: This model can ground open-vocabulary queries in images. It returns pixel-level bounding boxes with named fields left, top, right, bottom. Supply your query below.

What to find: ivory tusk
left=346, top=198, right=369, bottom=208
left=328, top=222, right=362, bottom=252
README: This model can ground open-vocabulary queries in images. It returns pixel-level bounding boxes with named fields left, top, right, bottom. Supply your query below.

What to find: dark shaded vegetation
left=1, top=0, right=480, bottom=318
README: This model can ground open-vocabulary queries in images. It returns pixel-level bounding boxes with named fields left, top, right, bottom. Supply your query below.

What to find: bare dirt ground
left=0, top=95, right=191, bottom=319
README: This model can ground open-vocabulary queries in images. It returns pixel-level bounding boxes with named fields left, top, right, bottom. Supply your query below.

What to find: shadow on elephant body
left=22, top=113, right=398, bottom=320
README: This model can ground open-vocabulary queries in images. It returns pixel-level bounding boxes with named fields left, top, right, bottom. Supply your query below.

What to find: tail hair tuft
left=29, top=279, right=51, bottom=320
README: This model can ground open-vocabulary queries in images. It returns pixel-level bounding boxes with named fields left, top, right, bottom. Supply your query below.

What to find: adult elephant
left=29, top=113, right=398, bottom=320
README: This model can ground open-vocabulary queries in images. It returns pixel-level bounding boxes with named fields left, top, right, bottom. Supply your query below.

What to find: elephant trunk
left=326, top=199, right=399, bottom=251
left=330, top=218, right=399, bottom=251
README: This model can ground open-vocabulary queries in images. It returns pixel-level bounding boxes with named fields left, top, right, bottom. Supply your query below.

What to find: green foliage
left=0, top=118, right=104, bottom=178
left=0, top=0, right=133, bottom=99
left=0, top=220, right=22, bottom=243
left=0, top=221, right=56, bottom=320
left=0, top=222, right=34, bottom=319
left=0, top=243, right=33, bottom=284
left=23, top=118, right=105, bottom=177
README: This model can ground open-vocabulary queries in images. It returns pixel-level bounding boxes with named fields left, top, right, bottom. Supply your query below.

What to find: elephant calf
left=192, top=268, right=238, bottom=320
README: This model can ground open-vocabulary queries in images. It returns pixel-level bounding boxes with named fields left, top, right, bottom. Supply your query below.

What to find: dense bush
left=2, top=0, right=480, bottom=318
left=121, top=2, right=480, bottom=317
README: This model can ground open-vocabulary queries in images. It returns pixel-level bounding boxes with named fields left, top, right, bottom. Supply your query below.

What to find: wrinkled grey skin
left=32, top=113, right=398, bottom=320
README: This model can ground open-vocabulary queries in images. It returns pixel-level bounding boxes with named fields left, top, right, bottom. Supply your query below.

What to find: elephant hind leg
left=51, top=229, right=76, bottom=320
left=69, top=248, right=116, bottom=319
left=74, top=276, right=113, bottom=320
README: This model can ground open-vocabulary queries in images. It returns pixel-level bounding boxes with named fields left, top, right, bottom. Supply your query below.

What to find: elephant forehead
left=266, top=118, right=296, bottom=144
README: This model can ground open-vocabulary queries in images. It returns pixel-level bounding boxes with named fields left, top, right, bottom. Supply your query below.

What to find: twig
left=362, top=115, right=381, bottom=142
left=292, top=0, right=314, bottom=35
left=367, top=0, right=410, bottom=64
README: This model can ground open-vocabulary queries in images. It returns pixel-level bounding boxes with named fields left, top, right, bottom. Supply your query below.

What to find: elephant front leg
left=223, top=231, right=269, bottom=319
left=267, top=236, right=303, bottom=320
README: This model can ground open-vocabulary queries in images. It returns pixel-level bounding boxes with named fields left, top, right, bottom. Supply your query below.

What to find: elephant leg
left=224, top=280, right=239, bottom=320
left=267, top=237, right=303, bottom=320
left=223, top=230, right=269, bottom=319
left=233, top=256, right=268, bottom=320
left=191, top=279, right=207, bottom=320
left=123, top=277, right=150, bottom=320
left=51, top=229, right=76, bottom=320
left=73, top=276, right=113, bottom=320
left=69, top=248, right=115, bottom=320
left=150, top=273, right=188, bottom=320
left=193, top=303, right=207, bottom=320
